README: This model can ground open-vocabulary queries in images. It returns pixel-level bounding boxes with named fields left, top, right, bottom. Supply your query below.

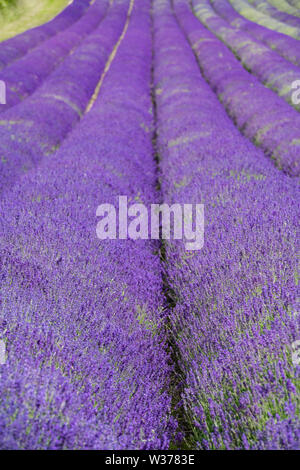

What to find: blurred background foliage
left=0, top=0, right=70, bottom=41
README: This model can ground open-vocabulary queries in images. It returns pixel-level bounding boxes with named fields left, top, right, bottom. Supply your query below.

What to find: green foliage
left=0, top=0, right=18, bottom=11
left=0, top=0, right=70, bottom=42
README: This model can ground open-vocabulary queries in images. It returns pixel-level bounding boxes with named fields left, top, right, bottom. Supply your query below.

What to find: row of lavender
left=229, top=0, right=300, bottom=37
left=0, top=0, right=133, bottom=195
left=249, top=0, right=300, bottom=27
left=0, top=0, right=91, bottom=70
left=192, top=0, right=300, bottom=109
left=0, top=0, right=174, bottom=449
left=184, top=0, right=300, bottom=176
left=153, top=0, right=299, bottom=449
left=210, top=0, right=300, bottom=67
left=262, top=0, right=300, bottom=18
left=0, top=0, right=108, bottom=113
left=258, top=0, right=300, bottom=16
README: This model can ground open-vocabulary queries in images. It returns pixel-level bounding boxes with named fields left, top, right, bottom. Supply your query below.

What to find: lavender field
left=0, top=0, right=299, bottom=450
